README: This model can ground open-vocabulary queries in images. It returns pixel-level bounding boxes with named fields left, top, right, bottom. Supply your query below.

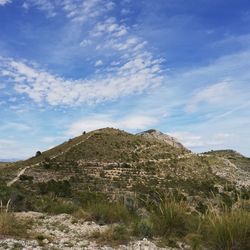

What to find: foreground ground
left=0, top=212, right=188, bottom=250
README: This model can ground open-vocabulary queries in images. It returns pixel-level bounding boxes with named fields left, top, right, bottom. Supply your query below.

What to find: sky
left=0, top=0, right=250, bottom=159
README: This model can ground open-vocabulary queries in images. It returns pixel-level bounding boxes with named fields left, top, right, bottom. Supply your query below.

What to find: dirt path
left=7, top=134, right=94, bottom=187
left=7, top=166, right=29, bottom=187
left=51, top=133, right=94, bottom=160
left=6, top=163, right=40, bottom=187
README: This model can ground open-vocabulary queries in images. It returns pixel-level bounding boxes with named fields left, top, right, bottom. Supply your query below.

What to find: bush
left=132, top=219, right=153, bottom=239
left=38, top=180, right=71, bottom=197
left=91, top=225, right=130, bottom=245
left=150, top=197, right=190, bottom=237
left=35, top=151, right=42, bottom=157
left=86, top=201, right=131, bottom=224
left=77, top=191, right=107, bottom=207
left=0, top=211, right=28, bottom=237
left=35, top=197, right=79, bottom=215
left=202, top=208, right=250, bottom=250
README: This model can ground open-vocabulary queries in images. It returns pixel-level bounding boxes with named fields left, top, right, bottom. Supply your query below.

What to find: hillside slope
left=0, top=128, right=249, bottom=214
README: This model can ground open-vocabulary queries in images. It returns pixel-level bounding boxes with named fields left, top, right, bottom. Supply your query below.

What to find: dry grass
left=202, top=208, right=250, bottom=250
left=85, top=201, right=131, bottom=224
left=0, top=211, right=28, bottom=237
left=149, top=195, right=191, bottom=238
left=89, top=224, right=130, bottom=246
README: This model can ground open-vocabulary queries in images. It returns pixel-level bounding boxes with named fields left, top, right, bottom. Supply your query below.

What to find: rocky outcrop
left=139, top=129, right=188, bottom=151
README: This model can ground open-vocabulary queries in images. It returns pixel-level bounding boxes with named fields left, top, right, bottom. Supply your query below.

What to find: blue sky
left=0, top=0, right=250, bottom=159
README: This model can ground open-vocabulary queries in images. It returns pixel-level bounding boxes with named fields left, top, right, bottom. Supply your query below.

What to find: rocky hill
left=139, top=129, right=187, bottom=151
left=0, top=128, right=248, bottom=210
left=0, top=129, right=249, bottom=196
left=0, top=128, right=249, bottom=249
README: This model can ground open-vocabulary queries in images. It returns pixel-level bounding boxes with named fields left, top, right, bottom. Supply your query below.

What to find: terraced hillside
left=0, top=128, right=249, bottom=213
left=0, top=128, right=250, bottom=249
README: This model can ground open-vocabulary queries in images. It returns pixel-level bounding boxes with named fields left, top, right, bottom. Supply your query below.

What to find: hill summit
left=139, top=129, right=187, bottom=151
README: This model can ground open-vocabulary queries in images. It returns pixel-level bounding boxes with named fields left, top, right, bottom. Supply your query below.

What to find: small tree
left=35, top=151, right=42, bottom=157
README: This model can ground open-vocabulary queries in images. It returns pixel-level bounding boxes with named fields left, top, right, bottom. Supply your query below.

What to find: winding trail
left=51, top=133, right=94, bottom=160
left=6, top=133, right=95, bottom=187
left=7, top=166, right=31, bottom=187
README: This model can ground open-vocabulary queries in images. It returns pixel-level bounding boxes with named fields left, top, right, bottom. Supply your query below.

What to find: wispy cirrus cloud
left=0, top=0, right=164, bottom=107
left=23, top=0, right=115, bottom=21
left=169, top=131, right=233, bottom=148
left=0, top=122, right=32, bottom=132
left=0, top=0, right=11, bottom=6
left=186, top=81, right=234, bottom=112
left=22, top=0, right=56, bottom=17
left=62, top=0, right=115, bottom=23
left=66, top=114, right=158, bottom=137
left=0, top=53, right=163, bottom=106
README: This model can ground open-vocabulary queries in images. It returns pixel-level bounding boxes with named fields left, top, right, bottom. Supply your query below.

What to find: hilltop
left=139, top=129, right=188, bottom=151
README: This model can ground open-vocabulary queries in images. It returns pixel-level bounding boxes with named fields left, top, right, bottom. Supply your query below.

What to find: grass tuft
left=202, top=208, right=250, bottom=250
left=85, top=201, right=131, bottom=224
left=0, top=211, right=28, bottom=237
left=150, top=197, right=190, bottom=237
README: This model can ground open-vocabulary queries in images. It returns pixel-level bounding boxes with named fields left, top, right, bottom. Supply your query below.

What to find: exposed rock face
left=139, top=129, right=188, bottom=151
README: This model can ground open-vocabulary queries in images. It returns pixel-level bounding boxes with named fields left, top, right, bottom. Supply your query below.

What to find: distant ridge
left=0, top=158, right=20, bottom=163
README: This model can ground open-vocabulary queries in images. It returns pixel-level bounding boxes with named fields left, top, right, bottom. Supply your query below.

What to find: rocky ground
left=0, top=212, right=189, bottom=250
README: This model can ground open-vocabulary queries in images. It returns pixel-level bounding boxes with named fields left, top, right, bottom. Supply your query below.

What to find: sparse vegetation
left=150, top=197, right=191, bottom=238
left=201, top=208, right=250, bottom=250
left=0, top=203, right=29, bottom=237
left=85, top=201, right=132, bottom=224
left=35, top=197, right=79, bottom=215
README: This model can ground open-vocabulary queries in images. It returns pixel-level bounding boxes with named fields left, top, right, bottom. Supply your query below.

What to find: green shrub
left=202, top=209, right=250, bottom=250
left=132, top=219, right=153, bottom=239
left=77, top=191, right=107, bottom=207
left=36, top=197, right=79, bottom=215
left=111, top=225, right=129, bottom=242
left=38, top=180, right=71, bottom=197
left=150, top=197, right=190, bottom=237
left=92, top=225, right=130, bottom=245
left=86, top=201, right=131, bottom=224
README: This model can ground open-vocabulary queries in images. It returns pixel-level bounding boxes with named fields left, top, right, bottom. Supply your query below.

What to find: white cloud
left=23, top=0, right=56, bottom=17
left=0, top=0, right=11, bottom=6
left=186, top=81, right=234, bottom=112
left=24, top=0, right=115, bottom=21
left=41, top=136, right=67, bottom=143
left=0, top=122, right=32, bottom=132
left=0, top=139, right=34, bottom=159
left=0, top=54, right=163, bottom=106
left=80, top=39, right=92, bottom=47
left=168, top=132, right=204, bottom=147
left=95, top=60, right=103, bottom=67
left=62, top=0, right=115, bottom=23
left=169, top=131, right=234, bottom=149
left=66, top=114, right=158, bottom=137
left=3, top=1, right=163, bottom=109
left=92, top=18, right=128, bottom=37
